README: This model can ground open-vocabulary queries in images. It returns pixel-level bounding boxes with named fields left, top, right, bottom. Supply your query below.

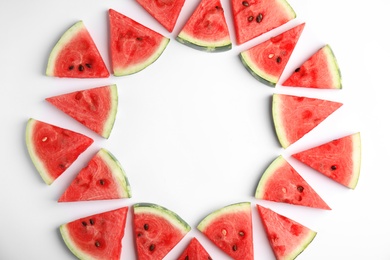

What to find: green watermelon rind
left=176, top=31, right=232, bottom=53
left=197, top=202, right=251, bottom=231
left=46, top=21, right=83, bottom=77
left=239, top=52, right=278, bottom=87
left=113, top=37, right=170, bottom=76
left=254, top=155, right=284, bottom=199
left=349, top=132, right=361, bottom=189
left=102, top=84, right=118, bottom=138
left=271, top=94, right=290, bottom=148
left=133, top=203, right=191, bottom=233
left=99, top=148, right=132, bottom=198
left=322, top=44, right=343, bottom=89
left=285, top=229, right=317, bottom=259
left=25, top=118, right=52, bottom=184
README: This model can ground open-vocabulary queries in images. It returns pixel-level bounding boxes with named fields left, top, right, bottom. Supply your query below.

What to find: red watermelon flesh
left=176, top=0, right=232, bottom=52
left=256, top=204, right=317, bottom=260
left=58, top=148, right=131, bottom=202
left=25, top=118, right=94, bottom=185
left=272, top=93, right=343, bottom=148
left=177, top=237, right=213, bottom=260
left=255, top=156, right=331, bottom=210
left=46, top=21, right=109, bottom=78
left=282, top=44, right=342, bottom=89
left=231, top=0, right=296, bottom=45
left=60, top=207, right=128, bottom=260
left=135, top=0, right=185, bottom=32
left=197, top=202, right=254, bottom=260
left=109, top=9, right=170, bottom=76
left=133, top=203, right=191, bottom=260
left=239, top=23, right=305, bottom=86
left=46, top=85, right=118, bottom=139
left=292, top=133, right=361, bottom=189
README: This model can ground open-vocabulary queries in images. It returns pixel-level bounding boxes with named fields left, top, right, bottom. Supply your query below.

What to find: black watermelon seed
left=232, top=244, right=238, bottom=251
left=95, top=241, right=100, bottom=247
left=256, top=13, right=263, bottom=23
left=248, top=16, right=254, bottom=22
left=81, top=221, right=87, bottom=226
left=149, top=244, right=156, bottom=251
left=331, top=165, right=337, bottom=170
left=89, top=219, right=94, bottom=225
left=68, top=65, right=74, bottom=70
left=99, top=179, right=105, bottom=185
left=144, top=224, right=149, bottom=230
left=295, top=67, right=301, bottom=72
left=85, top=63, right=92, bottom=68
left=78, top=64, right=84, bottom=71
left=297, top=185, right=304, bottom=192
left=242, top=1, right=249, bottom=7
left=276, top=56, right=282, bottom=63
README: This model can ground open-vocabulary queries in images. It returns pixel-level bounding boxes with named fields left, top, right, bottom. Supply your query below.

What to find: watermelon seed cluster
left=25, top=0, right=361, bottom=259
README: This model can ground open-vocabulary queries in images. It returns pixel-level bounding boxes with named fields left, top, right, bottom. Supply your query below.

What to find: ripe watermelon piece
left=255, top=156, right=331, bottom=210
left=46, top=21, right=109, bottom=78
left=197, top=202, right=254, bottom=260
left=109, top=9, right=170, bottom=76
left=292, top=133, right=361, bottom=189
left=133, top=203, right=191, bottom=260
left=281, top=44, right=342, bottom=89
left=60, top=207, right=128, bottom=260
left=272, top=93, right=343, bottom=148
left=256, top=204, right=317, bottom=260
left=58, top=148, right=131, bottom=202
left=239, top=23, right=305, bottom=86
left=176, top=0, right=232, bottom=52
left=177, top=237, right=213, bottom=260
left=231, top=0, right=296, bottom=45
left=46, top=85, right=118, bottom=139
left=135, top=0, right=185, bottom=32
left=25, top=118, right=93, bottom=185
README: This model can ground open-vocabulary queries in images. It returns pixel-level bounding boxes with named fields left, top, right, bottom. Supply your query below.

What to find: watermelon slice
left=176, top=0, right=232, bottom=52
left=133, top=203, right=191, bottom=260
left=255, top=156, right=331, bottom=210
left=135, top=0, right=186, bottom=32
left=239, top=23, right=305, bottom=86
left=60, top=207, right=128, bottom=260
left=281, top=44, right=342, bottom=89
left=58, top=148, right=131, bottom=202
left=109, top=9, right=170, bottom=76
left=197, top=202, right=254, bottom=260
left=25, top=118, right=93, bottom=185
left=292, top=133, right=361, bottom=189
left=231, top=0, right=296, bottom=45
left=46, top=84, right=118, bottom=139
left=272, top=93, right=343, bottom=148
left=46, top=21, right=109, bottom=78
left=256, top=204, right=317, bottom=260
left=177, top=237, right=213, bottom=260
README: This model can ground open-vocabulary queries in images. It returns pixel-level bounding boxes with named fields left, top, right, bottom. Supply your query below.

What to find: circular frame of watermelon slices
left=32, top=1, right=358, bottom=258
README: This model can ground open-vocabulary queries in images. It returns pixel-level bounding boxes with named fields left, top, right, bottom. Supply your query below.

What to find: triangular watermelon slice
left=239, top=23, right=305, bottom=86
left=46, top=85, right=118, bottom=139
left=281, top=44, right=342, bottom=89
left=109, top=9, right=170, bottom=76
left=231, top=0, right=296, bottom=45
left=25, top=118, right=94, bottom=185
left=176, top=0, right=232, bottom=52
left=255, top=156, right=331, bottom=210
left=177, top=237, right=213, bottom=260
left=292, top=133, right=361, bottom=189
left=58, top=148, right=131, bottom=202
left=197, top=202, right=254, bottom=260
left=133, top=203, right=191, bottom=260
left=272, top=93, right=343, bottom=148
left=46, top=21, right=109, bottom=78
left=60, top=207, right=128, bottom=260
left=256, top=204, right=317, bottom=260
left=135, top=0, right=186, bottom=32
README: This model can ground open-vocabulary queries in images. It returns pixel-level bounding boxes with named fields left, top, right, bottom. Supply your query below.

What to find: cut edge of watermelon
left=25, top=118, right=52, bottom=184
left=46, top=21, right=84, bottom=77
left=113, top=37, right=170, bottom=76
left=133, top=203, right=191, bottom=234
left=99, top=148, right=132, bottom=198
left=239, top=52, right=278, bottom=86
left=197, top=201, right=251, bottom=231
left=176, top=31, right=232, bottom=53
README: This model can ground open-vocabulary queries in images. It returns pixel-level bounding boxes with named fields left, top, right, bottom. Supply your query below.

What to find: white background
left=1, top=0, right=389, bottom=259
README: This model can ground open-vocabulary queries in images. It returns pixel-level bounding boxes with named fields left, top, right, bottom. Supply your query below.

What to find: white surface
left=1, top=0, right=389, bottom=259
